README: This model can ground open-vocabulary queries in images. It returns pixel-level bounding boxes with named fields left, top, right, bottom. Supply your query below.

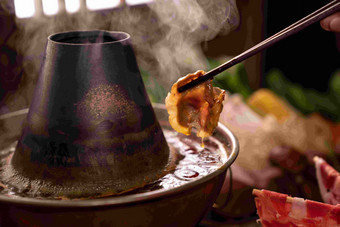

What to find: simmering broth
left=0, top=129, right=227, bottom=199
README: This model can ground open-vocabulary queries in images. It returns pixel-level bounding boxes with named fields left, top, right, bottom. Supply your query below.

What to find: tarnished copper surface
left=1, top=30, right=171, bottom=199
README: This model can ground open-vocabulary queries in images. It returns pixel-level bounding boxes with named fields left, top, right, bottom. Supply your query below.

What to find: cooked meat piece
left=165, top=70, right=225, bottom=139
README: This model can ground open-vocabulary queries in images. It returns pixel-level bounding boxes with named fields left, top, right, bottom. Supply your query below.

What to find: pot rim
left=48, top=30, right=131, bottom=46
left=0, top=103, right=239, bottom=208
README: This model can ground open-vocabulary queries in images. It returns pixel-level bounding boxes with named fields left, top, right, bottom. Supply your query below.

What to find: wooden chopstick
left=177, top=0, right=340, bottom=93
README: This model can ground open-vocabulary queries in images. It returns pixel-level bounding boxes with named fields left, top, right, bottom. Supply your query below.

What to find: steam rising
left=113, top=0, right=240, bottom=88
left=1, top=0, right=239, bottom=112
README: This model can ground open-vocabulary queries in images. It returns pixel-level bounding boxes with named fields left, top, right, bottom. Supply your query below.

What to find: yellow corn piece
left=247, top=89, right=294, bottom=123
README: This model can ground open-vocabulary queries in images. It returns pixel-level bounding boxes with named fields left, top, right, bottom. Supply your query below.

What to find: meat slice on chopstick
left=253, top=189, right=340, bottom=227
left=165, top=70, right=226, bottom=140
left=314, top=156, right=340, bottom=205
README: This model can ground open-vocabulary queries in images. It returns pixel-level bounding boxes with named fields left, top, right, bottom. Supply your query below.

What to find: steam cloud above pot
left=0, top=0, right=239, bottom=112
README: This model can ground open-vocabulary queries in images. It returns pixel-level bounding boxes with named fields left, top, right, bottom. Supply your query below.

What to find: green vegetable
left=266, top=69, right=289, bottom=98
left=329, top=70, right=340, bottom=105
left=266, top=69, right=314, bottom=114
left=208, top=58, right=253, bottom=99
left=140, top=69, right=167, bottom=104
left=305, top=90, right=340, bottom=122
left=286, top=85, right=315, bottom=114
left=266, top=68, right=340, bottom=121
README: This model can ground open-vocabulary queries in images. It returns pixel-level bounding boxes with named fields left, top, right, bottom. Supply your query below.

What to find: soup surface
left=0, top=128, right=227, bottom=199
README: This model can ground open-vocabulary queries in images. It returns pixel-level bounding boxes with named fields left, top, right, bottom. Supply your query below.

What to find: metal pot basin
left=0, top=104, right=239, bottom=227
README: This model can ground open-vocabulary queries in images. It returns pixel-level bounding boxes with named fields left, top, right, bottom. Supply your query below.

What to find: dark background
left=263, top=0, right=340, bottom=92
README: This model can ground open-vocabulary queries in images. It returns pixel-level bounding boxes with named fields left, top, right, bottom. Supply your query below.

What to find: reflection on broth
left=0, top=129, right=226, bottom=199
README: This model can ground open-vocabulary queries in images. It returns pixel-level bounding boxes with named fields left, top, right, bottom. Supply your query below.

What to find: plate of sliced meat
left=253, top=189, right=340, bottom=226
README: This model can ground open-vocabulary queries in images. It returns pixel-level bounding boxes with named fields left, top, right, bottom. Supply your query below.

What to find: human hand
left=320, top=11, right=340, bottom=32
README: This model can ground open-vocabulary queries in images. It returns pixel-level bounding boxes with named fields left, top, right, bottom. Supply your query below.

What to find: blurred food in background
left=142, top=58, right=340, bottom=221
left=214, top=59, right=340, bottom=221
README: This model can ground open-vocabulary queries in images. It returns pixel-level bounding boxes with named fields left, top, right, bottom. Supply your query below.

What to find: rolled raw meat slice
left=253, top=189, right=340, bottom=227
left=314, top=156, right=340, bottom=205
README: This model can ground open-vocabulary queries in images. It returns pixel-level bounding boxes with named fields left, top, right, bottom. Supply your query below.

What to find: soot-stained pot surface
left=0, top=104, right=238, bottom=227
left=1, top=30, right=171, bottom=199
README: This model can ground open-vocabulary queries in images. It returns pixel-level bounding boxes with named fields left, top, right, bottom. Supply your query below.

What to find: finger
left=320, top=11, right=340, bottom=32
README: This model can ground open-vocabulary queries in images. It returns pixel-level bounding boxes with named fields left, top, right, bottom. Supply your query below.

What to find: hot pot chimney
left=2, top=30, right=171, bottom=199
